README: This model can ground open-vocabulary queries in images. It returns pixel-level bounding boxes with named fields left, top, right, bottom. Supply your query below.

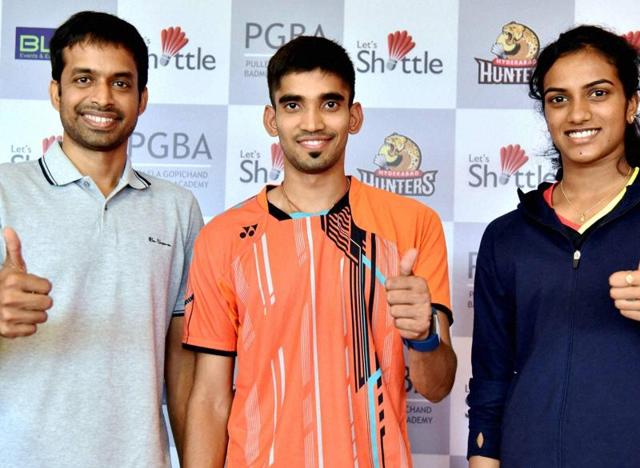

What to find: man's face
left=50, top=41, right=147, bottom=153
left=263, top=69, right=362, bottom=175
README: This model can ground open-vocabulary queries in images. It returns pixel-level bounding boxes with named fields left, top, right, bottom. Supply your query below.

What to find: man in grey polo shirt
left=0, top=11, right=203, bottom=467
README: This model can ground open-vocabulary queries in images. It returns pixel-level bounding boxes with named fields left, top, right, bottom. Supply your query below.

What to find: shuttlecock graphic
left=160, top=27, right=189, bottom=66
left=623, top=30, right=640, bottom=51
left=499, top=144, right=528, bottom=184
left=270, top=143, right=285, bottom=180
left=42, top=135, right=62, bottom=155
left=387, top=30, right=415, bottom=71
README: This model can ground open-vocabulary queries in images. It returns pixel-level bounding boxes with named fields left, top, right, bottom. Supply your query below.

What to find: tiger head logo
left=373, top=133, right=422, bottom=174
left=491, top=21, right=539, bottom=65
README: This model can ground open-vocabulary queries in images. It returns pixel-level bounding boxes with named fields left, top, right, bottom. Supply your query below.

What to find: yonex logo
left=185, top=294, right=194, bottom=306
left=239, top=224, right=257, bottom=239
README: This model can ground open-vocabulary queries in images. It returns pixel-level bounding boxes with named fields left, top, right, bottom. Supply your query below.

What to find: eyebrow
left=543, top=79, right=615, bottom=96
left=277, top=92, right=346, bottom=104
left=69, top=67, right=135, bottom=79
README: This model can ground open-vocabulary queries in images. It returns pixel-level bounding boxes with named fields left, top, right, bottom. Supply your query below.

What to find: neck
left=272, top=171, right=350, bottom=214
left=553, top=156, right=632, bottom=224
left=61, top=138, right=127, bottom=196
left=560, top=156, right=631, bottom=195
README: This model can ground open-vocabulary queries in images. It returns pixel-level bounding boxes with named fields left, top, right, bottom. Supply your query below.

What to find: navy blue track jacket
left=467, top=179, right=640, bottom=467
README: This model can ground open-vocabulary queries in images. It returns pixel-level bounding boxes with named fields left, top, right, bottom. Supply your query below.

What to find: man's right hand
left=0, top=227, right=53, bottom=338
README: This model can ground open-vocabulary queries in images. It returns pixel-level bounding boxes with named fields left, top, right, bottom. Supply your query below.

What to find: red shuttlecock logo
left=270, top=143, right=285, bottom=180
left=160, top=27, right=189, bottom=66
left=623, top=30, right=640, bottom=51
left=499, top=144, right=528, bottom=184
left=387, top=30, right=415, bottom=71
left=42, top=135, right=62, bottom=155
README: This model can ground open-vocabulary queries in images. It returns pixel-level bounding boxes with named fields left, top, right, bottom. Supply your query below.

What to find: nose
left=568, top=97, right=591, bottom=124
left=300, top=107, right=325, bottom=132
left=90, top=80, right=114, bottom=107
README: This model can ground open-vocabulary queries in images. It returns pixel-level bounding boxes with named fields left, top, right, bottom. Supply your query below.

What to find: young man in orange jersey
left=183, top=36, right=456, bottom=467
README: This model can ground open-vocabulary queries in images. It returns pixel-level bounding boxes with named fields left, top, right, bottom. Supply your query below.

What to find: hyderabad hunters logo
left=357, top=133, right=437, bottom=196
left=475, top=21, right=539, bottom=84
left=148, top=26, right=216, bottom=70
left=356, top=30, right=443, bottom=74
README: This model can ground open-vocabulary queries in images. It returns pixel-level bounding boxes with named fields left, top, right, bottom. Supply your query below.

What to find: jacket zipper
left=572, top=250, right=581, bottom=268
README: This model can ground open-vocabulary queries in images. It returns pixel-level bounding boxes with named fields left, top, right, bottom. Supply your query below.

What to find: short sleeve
left=172, top=196, right=204, bottom=315
left=414, top=208, right=452, bottom=324
left=182, top=224, right=240, bottom=355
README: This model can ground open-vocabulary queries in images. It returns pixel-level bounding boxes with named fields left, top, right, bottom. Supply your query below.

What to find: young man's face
left=264, top=69, right=362, bottom=175
left=49, top=41, right=148, bottom=153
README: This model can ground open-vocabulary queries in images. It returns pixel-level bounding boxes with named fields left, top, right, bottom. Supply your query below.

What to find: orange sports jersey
left=183, top=177, right=451, bottom=468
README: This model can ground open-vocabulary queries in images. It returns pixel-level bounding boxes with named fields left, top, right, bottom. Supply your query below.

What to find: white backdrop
left=1, top=0, right=638, bottom=466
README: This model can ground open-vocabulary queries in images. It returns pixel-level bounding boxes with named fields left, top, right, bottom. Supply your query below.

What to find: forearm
left=165, top=317, right=195, bottom=459
left=469, top=455, right=500, bottom=468
left=408, top=338, right=456, bottom=401
left=183, top=390, right=232, bottom=468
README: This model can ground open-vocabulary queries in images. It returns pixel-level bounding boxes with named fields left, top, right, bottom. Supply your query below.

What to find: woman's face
left=542, top=48, right=637, bottom=168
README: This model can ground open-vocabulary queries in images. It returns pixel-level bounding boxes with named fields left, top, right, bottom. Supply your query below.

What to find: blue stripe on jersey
left=367, top=368, right=383, bottom=468
left=362, top=254, right=387, bottom=284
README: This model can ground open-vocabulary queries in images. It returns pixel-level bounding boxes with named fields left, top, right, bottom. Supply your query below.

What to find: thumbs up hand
left=0, top=228, right=53, bottom=338
left=385, top=248, right=432, bottom=340
left=609, top=264, right=640, bottom=321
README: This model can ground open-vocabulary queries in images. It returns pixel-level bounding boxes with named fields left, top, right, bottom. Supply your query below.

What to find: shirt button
left=83, top=181, right=90, bottom=188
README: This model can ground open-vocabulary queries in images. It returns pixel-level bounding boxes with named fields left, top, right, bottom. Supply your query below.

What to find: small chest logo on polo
left=357, top=133, right=437, bottom=196
left=239, top=224, right=257, bottom=239
left=148, top=236, right=172, bottom=247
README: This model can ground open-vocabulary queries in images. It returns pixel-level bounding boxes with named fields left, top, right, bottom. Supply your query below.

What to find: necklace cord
left=559, top=167, right=632, bottom=223
left=281, top=177, right=351, bottom=214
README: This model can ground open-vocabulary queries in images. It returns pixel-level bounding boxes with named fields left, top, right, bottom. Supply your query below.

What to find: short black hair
left=50, top=11, right=148, bottom=94
left=267, top=36, right=356, bottom=106
left=529, top=25, right=640, bottom=173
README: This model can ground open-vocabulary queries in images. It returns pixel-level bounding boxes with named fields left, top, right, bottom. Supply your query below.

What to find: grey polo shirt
left=0, top=143, right=203, bottom=468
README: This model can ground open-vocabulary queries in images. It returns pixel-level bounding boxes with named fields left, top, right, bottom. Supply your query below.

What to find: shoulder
left=351, top=178, right=442, bottom=225
left=353, top=178, right=437, bottom=212
left=136, top=170, right=197, bottom=204
left=196, top=193, right=264, bottom=247
left=0, top=159, right=42, bottom=179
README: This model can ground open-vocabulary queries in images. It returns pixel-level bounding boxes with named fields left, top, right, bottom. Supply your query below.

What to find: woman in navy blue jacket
left=468, top=26, right=640, bottom=468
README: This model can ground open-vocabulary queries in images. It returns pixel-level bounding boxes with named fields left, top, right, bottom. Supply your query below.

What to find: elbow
left=413, top=345, right=457, bottom=402
left=415, top=378, right=454, bottom=403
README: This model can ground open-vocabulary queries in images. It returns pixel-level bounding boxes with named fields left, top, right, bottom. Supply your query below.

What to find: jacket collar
left=517, top=171, right=640, bottom=228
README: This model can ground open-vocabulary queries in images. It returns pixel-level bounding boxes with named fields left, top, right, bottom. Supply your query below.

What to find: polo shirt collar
left=39, top=142, right=151, bottom=190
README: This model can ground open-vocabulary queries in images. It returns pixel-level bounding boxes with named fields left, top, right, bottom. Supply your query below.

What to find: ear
left=627, top=92, right=639, bottom=124
left=348, top=102, right=364, bottom=135
left=138, top=87, right=149, bottom=116
left=263, top=105, right=278, bottom=137
left=49, top=80, right=61, bottom=112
